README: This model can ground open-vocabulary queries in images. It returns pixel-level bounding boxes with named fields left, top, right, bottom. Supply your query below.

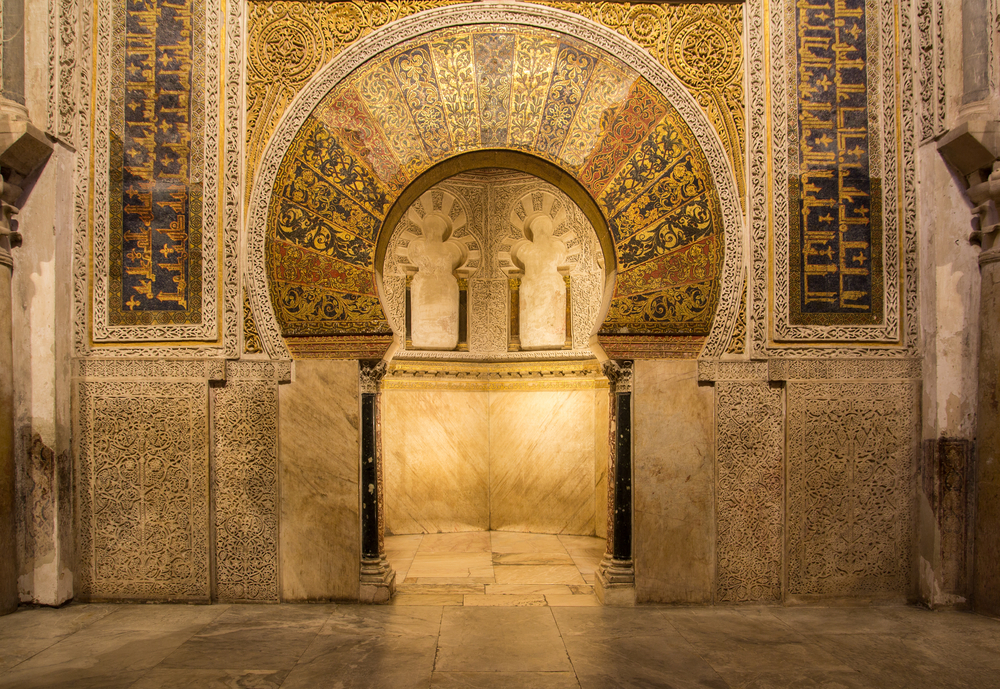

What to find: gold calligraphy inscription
left=790, top=0, right=882, bottom=325
left=111, top=0, right=204, bottom=324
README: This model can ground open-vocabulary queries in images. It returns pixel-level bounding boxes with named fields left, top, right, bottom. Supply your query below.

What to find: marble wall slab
left=633, top=360, right=715, bottom=604
left=382, top=389, right=490, bottom=534
left=489, top=389, right=595, bottom=535
left=278, top=360, right=360, bottom=601
left=594, top=388, right=609, bottom=541
left=382, top=383, right=602, bottom=537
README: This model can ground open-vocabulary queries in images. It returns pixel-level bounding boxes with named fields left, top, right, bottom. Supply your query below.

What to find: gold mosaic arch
left=246, top=3, right=745, bottom=360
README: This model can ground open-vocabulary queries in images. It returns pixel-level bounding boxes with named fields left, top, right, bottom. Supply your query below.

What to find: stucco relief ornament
left=400, top=190, right=478, bottom=350
left=502, top=191, right=579, bottom=350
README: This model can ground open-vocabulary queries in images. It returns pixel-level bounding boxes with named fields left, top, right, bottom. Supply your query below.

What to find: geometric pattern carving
left=787, top=381, right=917, bottom=595
left=212, top=361, right=281, bottom=601
left=75, top=379, right=210, bottom=600
left=716, top=381, right=783, bottom=603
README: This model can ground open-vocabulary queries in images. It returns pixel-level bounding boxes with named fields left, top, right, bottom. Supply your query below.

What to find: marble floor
left=1, top=602, right=998, bottom=688
left=385, top=531, right=605, bottom=606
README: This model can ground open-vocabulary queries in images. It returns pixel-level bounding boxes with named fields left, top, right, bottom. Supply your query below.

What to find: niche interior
left=377, top=168, right=613, bottom=538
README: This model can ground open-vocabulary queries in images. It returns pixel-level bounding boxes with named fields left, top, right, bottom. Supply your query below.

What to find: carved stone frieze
left=768, top=357, right=922, bottom=381
left=697, top=360, right=768, bottom=383
left=716, top=381, right=783, bottom=603
left=786, top=381, right=918, bottom=596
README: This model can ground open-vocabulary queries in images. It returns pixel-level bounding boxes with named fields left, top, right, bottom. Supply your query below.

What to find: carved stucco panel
left=213, top=365, right=281, bottom=602
left=786, top=381, right=918, bottom=596
left=716, top=381, right=784, bottom=603
left=76, top=379, right=210, bottom=600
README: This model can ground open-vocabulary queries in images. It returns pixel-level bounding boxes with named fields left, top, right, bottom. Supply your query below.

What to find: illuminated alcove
left=377, top=168, right=612, bottom=546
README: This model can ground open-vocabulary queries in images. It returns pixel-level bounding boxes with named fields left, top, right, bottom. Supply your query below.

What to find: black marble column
left=597, top=359, right=635, bottom=605
left=359, top=361, right=395, bottom=603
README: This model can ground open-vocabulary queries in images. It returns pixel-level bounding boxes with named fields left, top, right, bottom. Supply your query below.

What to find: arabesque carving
left=786, top=381, right=917, bottom=596
left=245, top=4, right=744, bottom=362
left=76, top=379, right=210, bottom=600
left=213, top=362, right=282, bottom=601
left=716, top=381, right=783, bottom=603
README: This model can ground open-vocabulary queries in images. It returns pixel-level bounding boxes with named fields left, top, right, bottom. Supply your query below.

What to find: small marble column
left=359, top=361, right=395, bottom=603
left=597, top=359, right=635, bottom=606
left=508, top=277, right=521, bottom=351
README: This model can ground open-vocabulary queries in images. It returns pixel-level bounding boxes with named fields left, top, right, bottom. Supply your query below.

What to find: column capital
left=359, top=360, right=388, bottom=394
left=602, top=359, right=633, bottom=393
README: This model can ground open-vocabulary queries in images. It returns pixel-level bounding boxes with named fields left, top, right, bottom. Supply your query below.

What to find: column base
left=359, top=555, right=396, bottom=604
left=595, top=557, right=635, bottom=606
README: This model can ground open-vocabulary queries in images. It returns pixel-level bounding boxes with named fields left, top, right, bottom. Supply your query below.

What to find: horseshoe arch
left=245, top=2, right=745, bottom=361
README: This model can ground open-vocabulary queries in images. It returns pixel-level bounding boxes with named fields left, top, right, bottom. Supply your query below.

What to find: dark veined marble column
left=359, top=360, right=395, bottom=603
left=597, top=359, right=635, bottom=605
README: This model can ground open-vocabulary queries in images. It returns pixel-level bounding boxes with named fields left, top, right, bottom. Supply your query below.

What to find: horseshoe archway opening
left=253, top=18, right=734, bottom=361
left=376, top=161, right=613, bottom=600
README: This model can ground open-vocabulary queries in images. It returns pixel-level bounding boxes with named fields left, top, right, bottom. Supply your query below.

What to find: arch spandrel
left=247, top=4, right=744, bottom=360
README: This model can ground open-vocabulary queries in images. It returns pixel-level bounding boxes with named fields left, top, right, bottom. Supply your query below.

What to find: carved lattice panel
left=213, top=362, right=281, bottom=601
left=77, top=379, right=210, bottom=600
left=786, top=381, right=917, bottom=596
left=716, top=381, right=784, bottom=603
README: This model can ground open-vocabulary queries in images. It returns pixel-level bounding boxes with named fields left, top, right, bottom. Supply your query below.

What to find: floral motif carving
left=243, top=292, right=264, bottom=355
left=76, top=380, right=210, bottom=600
left=786, top=381, right=917, bottom=595
left=716, top=382, right=783, bottom=603
left=538, top=1, right=745, bottom=205
left=213, top=364, right=281, bottom=601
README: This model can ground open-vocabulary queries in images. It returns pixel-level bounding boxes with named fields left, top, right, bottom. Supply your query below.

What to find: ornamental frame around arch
left=244, top=2, right=746, bottom=361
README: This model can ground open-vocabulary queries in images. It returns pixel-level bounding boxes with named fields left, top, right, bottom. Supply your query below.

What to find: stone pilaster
left=596, top=359, right=634, bottom=606
left=359, top=360, right=395, bottom=603
left=0, top=112, right=51, bottom=615
left=976, top=247, right=1000, bottom=614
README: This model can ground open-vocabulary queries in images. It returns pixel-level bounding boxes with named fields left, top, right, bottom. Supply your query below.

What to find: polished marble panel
left=2, top=603, right=999, bottom=688
left=407, top=553, right=494, bottom=579
left=385, top=532, right=604, bottom=604
left=383, top=389, right=490, bottom=534
left=431, top=672, right=581, bottom=689
left=462, top=594, right=547, bottom=606
left=436, top=607, right=572, bottom=672
left=278, top=360, right=361, bottom=601
left=489, top=390, right=596, bottom=534
left=494, top=565, right=586, bottom=585
left=633, top=359, right=715, bottom=604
